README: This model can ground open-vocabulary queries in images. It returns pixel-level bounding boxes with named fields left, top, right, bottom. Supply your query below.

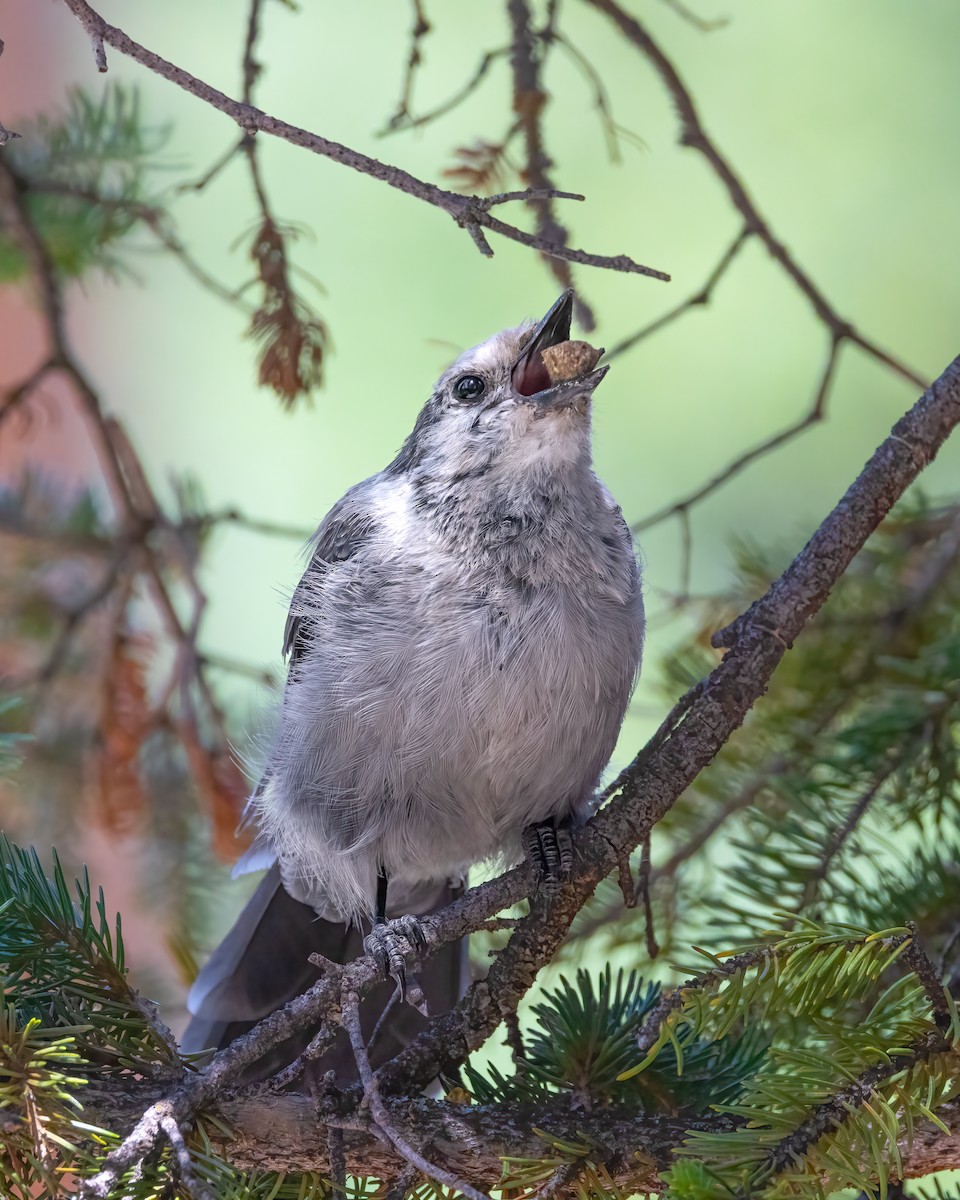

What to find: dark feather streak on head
left=385, top=396, right=444, bottom=476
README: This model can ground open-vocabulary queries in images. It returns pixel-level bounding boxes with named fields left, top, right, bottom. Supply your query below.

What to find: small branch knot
left=238, top=105, right=264, bottom=135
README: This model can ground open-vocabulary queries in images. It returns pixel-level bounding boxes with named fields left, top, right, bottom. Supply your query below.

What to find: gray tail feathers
left=180, top=864, right=466, bottom=1086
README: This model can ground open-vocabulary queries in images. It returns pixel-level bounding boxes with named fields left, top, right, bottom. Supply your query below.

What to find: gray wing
left=283, top=483, right=378, bottom=667
left=232, top=484, right=378, bottom=873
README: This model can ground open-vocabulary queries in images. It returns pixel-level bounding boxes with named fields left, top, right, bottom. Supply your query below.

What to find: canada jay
left=182, top=291, right=645, bottom=1076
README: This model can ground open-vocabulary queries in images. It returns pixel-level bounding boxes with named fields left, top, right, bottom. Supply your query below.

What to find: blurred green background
left=1, top=0, right=959, bottom=1022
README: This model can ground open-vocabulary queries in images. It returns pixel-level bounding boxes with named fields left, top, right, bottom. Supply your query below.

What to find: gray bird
left=183, top=292, right=644, bottom=1076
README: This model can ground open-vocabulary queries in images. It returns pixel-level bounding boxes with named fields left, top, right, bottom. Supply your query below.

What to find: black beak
left=512, top=291, right=574, bottom=397
left=511, top=291, right=607, bottom=405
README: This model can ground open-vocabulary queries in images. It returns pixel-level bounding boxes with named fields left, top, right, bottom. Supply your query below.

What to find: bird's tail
left=180, top=864, right=465, bottom=1086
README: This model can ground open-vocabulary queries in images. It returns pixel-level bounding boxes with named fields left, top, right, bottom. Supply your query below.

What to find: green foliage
left=466, top=966, right=767, bottom=1113
left=665, top=1048, right=955, bottom=1200
left=611, top=918, right=960, bottom=1200
left=0, top=835, right=385, bottom=1199
left=0, top=834, right=177, bottom=1075
left=0, top=1004, right=90, bottom=1196
left=0, top=85, right=164, bottom=282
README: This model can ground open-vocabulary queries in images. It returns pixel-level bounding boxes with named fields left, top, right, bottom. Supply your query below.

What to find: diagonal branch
left=634, top=330, right=843, bottom=533
left=57, top=0, right=669, bottom=282
left=581, top=0, right=923, bottom=389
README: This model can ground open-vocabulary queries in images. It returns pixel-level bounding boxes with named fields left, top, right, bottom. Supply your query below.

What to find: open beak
left=512, top=291, right=608, bottom=407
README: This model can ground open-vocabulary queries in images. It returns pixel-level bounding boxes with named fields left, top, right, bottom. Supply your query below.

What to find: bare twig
left=342, top=990, right=486, bottom=1200
left=383, top=47, right=510, bottom=135
left=31, top=556, right=128, bottom=687
left=508, top=0, right=596, bottom=328
left=382, top=0, right=432, bottom=132
left=660, top=0, right=729, bottom=32
left=57, top=0, right=669, bottom=281
left=606, top=226, right=751, bottom=361
left=157, top=1112, right=213, bottom=1200
left=634, top=330, right=843, bottom=534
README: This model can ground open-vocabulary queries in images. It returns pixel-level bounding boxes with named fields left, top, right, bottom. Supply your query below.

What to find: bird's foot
left=522, top=817, right=574, bottom=899
left=363, top=915, right=428, bottom=1013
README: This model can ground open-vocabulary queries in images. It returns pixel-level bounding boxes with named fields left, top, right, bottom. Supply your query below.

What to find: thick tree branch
left=73, top=1084, right=960, bottom=1191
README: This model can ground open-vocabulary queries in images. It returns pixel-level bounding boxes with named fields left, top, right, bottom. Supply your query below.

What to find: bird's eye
left=453, top=374, right=486, bottom=402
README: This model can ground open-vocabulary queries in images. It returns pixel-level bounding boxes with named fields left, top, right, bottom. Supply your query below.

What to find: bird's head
left=389, top=291, right=607, bottom=484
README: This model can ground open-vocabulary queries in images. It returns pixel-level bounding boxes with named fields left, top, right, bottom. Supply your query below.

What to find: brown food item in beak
left=540, top=340, right=603, bottom=384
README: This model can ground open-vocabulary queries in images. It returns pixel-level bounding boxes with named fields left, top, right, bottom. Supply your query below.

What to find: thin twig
left=796, top=756, right=901, bottom=915
left=382, top=47, right=509, bottom=134
left=382, top=0, right=432, bottom=132
left=508, top=0, right=595, bottom=328
left=32, top=556, right=128, bottom=687
left=660, top=0, right=729, bottom=32
left=638, top=834, right=659, bottom=957
left=0, top=359, right=58, bottom=427
left=633, top=331, right=843, bottom=534
left=58, top=0, right=669, bottom=281
left=342, top=989, right=487, bottom=1200
left=157, top=1112, right=213, bottom=1200
left=606, top=226, right=751, bottom=361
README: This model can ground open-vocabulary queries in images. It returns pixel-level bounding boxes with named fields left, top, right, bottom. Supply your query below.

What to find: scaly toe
left=363, top=918, right=428, bottom=1012
left=523, top=818, right=575, bottom=898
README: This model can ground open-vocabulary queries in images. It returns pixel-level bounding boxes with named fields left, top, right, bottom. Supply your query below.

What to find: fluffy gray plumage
left=247, top=293, right=645, bottom=926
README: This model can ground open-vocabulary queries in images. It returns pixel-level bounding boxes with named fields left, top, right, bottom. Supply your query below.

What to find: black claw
left=523, top=818, right=575, bottom=896
left=363, top=917, right=428, bottom=1011
left=557, top=825, right=574, bottom=876
left=399, top=914, right=428, bottom=954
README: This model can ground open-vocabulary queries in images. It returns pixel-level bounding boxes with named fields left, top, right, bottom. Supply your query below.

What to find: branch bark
left=74, top=1084, right=960, bottom=1191
left=57, top=0, right=669, bottom=281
